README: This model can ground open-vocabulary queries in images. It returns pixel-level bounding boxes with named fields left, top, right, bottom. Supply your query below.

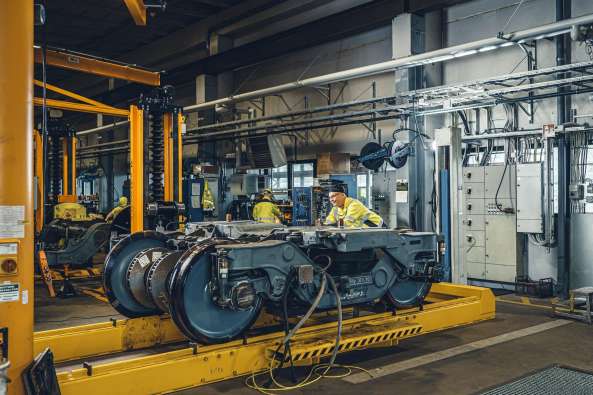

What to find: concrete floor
left=35, top=282, right=593, bottom=395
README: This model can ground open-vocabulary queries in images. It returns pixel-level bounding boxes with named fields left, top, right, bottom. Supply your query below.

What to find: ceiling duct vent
left=238, top=134, right=287, bottom=169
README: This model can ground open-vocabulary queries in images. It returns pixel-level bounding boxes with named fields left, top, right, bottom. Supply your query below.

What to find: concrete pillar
left=392, top=12, right=443, bottom=232
left=393, top=13, right=426, bottom=230
left=209, top=32, right=234, bottom=55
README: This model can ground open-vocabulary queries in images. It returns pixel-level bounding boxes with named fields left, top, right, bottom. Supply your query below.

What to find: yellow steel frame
left=34, top=48, right=159, bottom=86
left=34, top=283, right=494, bottom=395
left=33, top=79, right=129, bottom=117
left=33, top=98, right=129, bottom=118
left=0, top=1, right=34, bottom=394
left=129, top=105, right=144, bottom=232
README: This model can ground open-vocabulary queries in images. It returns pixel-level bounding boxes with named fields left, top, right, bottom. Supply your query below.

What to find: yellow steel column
left=62, top=138, right=69, bottom=195
left=130, top=105, right=144, bottom=232
left=0, top=1, right=34, bottom=394
left=163, top=113, right=173, bottom=201
left=71, top=137, right=77, bottom=196
left=177, top=114, right=183, bottom=203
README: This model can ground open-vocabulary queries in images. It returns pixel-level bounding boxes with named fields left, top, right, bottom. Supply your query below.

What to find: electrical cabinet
left=462, top=164, right=522, bottom=283
left=516, top=163, right=544, bottom=233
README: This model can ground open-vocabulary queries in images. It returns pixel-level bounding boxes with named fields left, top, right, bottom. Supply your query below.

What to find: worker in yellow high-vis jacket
left=252, top=189, right=282, bottom=224
left=105, top=196, right=128, bottom=223
left=324, top=184, right=384, bottom=228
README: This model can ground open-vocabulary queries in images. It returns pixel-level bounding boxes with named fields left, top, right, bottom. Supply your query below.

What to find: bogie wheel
left=168, top=239, right=263, bottom=344
left=103, top=231, right=167, bottom=317
left=385, top=277, right=432, bottom=309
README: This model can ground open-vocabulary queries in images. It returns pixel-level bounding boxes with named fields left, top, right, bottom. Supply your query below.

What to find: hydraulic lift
left=32, top=283, right=494, bottom=394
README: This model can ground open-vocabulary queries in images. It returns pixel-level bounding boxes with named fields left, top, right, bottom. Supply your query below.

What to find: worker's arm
left=324, top=207, right=338, bottom=225
left=347, top=200, right=384, bottom=228
left=105, top=206, right=122, bottom=223
left=362, top=209, right=384, bottom=227
left=252, top=203, right=260, bottom=219
left=272, top=204, right=282, bottom=220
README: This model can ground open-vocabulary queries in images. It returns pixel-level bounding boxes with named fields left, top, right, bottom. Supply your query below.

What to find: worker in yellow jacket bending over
left=324, top=184, right=384, bottom=228
left=105, top=196, right=128, bottom=223
left=252, top=189, right=282, bottom=224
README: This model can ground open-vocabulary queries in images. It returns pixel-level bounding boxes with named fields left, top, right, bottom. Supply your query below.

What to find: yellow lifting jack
left=33, top=283, right=495, bottom=395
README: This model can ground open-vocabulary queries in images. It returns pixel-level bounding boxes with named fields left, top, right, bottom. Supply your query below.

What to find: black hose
left=457, top=110, right=471, bottom=135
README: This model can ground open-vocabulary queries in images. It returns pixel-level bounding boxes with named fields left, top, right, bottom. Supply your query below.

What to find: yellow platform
left=33, top=282, right=495, bottom=395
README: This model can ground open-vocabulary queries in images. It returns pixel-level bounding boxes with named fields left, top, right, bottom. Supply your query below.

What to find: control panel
left=462, top=165, right=521, bottom=283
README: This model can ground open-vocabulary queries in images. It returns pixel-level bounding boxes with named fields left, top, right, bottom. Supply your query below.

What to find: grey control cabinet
left=462, top=164, right=522, bottom=283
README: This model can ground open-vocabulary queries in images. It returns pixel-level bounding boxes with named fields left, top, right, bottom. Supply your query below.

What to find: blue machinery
left=103, top=222, right=441, bottom=343
left=291, top=176, right=357, bottom=226
left=183, top=175, right=205, bottom=222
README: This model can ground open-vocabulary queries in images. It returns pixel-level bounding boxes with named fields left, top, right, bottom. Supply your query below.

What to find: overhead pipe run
left=183, top=13, right=593, bottom=113
left=76, top=13, right=593, bottom=137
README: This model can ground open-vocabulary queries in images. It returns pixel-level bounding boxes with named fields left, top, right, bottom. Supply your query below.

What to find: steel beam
left=34, top=317, right=184, bottom=363
left=123, top=0, right=147, bottom=26
left=34, top=48, right=160, bottom=86
left=32, top=98, right=130, bottom=117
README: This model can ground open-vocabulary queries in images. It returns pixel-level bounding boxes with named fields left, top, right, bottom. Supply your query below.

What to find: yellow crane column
left=0, top=1, right=34, bottom=394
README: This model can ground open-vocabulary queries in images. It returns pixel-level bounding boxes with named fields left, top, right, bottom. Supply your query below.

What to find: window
left=357, top=172, right=372, bottom=207
left=271, top=165, right=288, bottom=191
left=291, top=162, right=314, bottom=188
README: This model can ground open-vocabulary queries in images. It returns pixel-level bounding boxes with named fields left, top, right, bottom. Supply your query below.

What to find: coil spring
left=150, top=112, right=164, bottom=201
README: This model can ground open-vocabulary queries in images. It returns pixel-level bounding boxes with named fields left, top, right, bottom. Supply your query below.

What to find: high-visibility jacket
left=105, top=205, right=126, bottom=223
left=324, top=197, right=384, bottom=228
left=252, top=199, right=281, bottom=224
left=202, top=180, right=215, bottom=211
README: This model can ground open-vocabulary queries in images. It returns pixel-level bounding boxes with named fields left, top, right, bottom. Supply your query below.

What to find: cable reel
left=359, top=140, right=411, bottom=171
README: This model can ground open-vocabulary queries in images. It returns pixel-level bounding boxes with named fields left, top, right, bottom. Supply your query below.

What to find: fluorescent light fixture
left=478, top=45, right=498, bottom=52
left=544, top=28, right=570, bottom=38
left=432, top=54, right=455, bottom=62
left=453, top=49, right=478, bottom=58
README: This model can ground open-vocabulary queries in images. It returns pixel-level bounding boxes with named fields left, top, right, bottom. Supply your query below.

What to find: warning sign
left=0, top=282, right=19, bottom=302
left=0, top=206, right=25, bottom=238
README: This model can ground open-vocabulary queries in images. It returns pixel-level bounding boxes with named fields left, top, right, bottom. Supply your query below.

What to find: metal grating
left=481, top=365, right=593, bottom=395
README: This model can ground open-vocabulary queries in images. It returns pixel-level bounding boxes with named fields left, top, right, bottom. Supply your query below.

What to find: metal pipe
left=76, top=12, right=593, bottom=138
left=183, top=13, right=593, bottom=113
left=188, top=95, right=389, bottom=133
left=0, top=1, right=34, bottom=394
left=184, top=114, right=398, bottom=144
left=188, top=107, right=400, bottom=140
left=77, top=139, right=129, bottom=151
left=77, top=120, right=129, bottom=136
left=461, top=130, right=542, bottom=140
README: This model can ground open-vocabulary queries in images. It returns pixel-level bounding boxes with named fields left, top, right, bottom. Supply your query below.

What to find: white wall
left=233, top=26, right=397, bottom=157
